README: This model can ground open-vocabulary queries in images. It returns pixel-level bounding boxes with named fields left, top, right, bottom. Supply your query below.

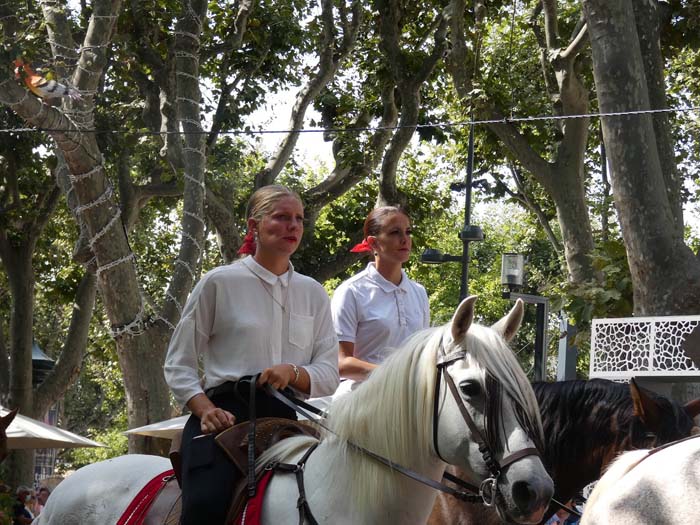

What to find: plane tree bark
left=582, top=0, right=700, bottom=314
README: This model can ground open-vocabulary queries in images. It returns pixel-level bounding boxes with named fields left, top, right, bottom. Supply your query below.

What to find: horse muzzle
left=495, top=472, right=554, bottom=524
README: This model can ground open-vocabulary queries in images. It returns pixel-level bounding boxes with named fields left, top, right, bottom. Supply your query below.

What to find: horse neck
left=314, top=437, right=446, bottom=523
left=536, top=381, right=634, bottom=496
left=323, top=336, right=444, bottom=519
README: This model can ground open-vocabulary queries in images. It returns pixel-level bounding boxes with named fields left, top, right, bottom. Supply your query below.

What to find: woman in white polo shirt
left=164, top=185, right=339, bottom=525
left=332, top=206, right=430, bottom=391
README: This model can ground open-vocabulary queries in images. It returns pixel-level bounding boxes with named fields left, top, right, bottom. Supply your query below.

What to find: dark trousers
left=180, top=380, right=296, bottom=525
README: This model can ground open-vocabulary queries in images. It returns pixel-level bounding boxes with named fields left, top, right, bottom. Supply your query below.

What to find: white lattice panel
left=590, top=316, right=700, bottom=380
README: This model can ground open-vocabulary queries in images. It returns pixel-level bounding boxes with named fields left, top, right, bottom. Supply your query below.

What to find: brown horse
left=0, top=408, right=18, bottom=463
left=429, top=378, right=700, bottom=525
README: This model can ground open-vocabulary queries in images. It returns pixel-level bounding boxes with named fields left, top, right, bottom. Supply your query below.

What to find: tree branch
left=541, top=0, right=559, bottom=49
left=560, top=22, right=588, bottom=61
left=305, top=81, right=398, bottom=221
left=160, top=0, right=208, bottom=327
left=40, top=0, right=78, bottom=80
left=255, top=0, right=362, bottom=188
left=0, top=318, right=8, bottom=401
left=204, top=188, right=240, bottom=264
left=28, top=185, right=61, bottom=242
left=483, top=110, right=555, bottom=191
left=207, top=44, right=270, bottom=150
left=509, top=166, right=563, bottom=254
left=376, top=4, right=448, bottom=206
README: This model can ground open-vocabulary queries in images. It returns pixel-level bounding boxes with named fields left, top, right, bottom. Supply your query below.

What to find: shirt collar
left=242, top=256, right=293, bottom=287
left=366, top=262, right=408, bottom=293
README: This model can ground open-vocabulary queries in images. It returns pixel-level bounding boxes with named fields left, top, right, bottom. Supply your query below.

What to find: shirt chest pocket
left=289, top=313, right=314, bottom=350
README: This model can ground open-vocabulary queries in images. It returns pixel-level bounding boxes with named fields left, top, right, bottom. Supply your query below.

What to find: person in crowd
left=545, top=499, right=575, bottom=525
left=35, top=487, right=50, bottom=516
left=23, top=490, right=36, bottom=521
left=12, top=486, right=33, bottom=525
left=332, top=206, right=430, bottom=394
left=164, top=185, right=339, bottom=525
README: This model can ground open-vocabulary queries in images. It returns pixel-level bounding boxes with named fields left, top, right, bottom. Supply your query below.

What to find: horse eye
left=459, top=380, right=481, bottom=397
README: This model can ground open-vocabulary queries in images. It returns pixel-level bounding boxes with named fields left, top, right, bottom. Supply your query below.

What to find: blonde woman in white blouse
left=164, top=185, right=339, bottom=525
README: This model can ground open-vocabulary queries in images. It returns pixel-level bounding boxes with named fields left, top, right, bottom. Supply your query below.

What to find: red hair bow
left=237, top=230, right=256, bottom=255
left=350, top=239, right=372, bottom=253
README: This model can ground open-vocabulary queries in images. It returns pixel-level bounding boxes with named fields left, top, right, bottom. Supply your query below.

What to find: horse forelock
left=463, top=325, right=544, bottom=453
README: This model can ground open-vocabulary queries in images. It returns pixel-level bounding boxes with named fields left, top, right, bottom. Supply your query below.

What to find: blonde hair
left=246, top=185, right=302, bottom=222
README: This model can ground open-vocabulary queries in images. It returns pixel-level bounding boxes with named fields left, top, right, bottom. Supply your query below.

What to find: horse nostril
left=511, top=480, right=537, bottom=512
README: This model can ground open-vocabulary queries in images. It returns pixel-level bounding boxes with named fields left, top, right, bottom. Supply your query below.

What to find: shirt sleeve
left=331, top=281, right=359, bottom=343
left=302, top=284, right=340, bottom=398
left=419, top=283, right=430, bottom=328
left=164, top=275, right=216, bottom=406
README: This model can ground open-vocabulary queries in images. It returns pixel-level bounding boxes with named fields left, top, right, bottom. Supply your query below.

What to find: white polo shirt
left=331, top=263, right=430, bottom=368
left=164, top=257, right=339, bottom=406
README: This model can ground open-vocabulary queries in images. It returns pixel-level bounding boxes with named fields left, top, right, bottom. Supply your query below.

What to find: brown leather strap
left=499, top=447, right=540, bottom=469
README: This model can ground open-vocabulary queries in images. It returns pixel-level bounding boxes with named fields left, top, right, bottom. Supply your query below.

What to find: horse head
left=629, top=378, right=699, bottom=446
left=435, top=297, right=553, bottom=524
left=0, top=408, right=18, bottom=463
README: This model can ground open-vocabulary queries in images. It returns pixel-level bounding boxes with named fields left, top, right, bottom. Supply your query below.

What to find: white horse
left=37, top=296, right=553, bottom=525
left=581, top=434, right=700, bottom=525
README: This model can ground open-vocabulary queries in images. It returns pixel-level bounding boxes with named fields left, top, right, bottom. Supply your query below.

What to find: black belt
left=205, top=378, right=252, bottom=399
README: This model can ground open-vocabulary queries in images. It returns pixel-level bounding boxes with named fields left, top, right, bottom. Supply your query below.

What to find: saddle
left=218, top=417, right=320, bottom=523
left=137, top=417, right=319, bottom=525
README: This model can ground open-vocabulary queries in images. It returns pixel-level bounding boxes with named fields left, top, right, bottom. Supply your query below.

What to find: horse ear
left=451, top=295, right=478, bottom=342
left=630, top=378, right=662, bottom=430
left=492, top=298, right=525, bottom=343
left=684, top=398, right=700, bottom=419
left=1, top=408, right=18, bottom=430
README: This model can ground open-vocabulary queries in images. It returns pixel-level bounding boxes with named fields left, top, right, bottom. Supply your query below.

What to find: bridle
left=432, top=342, right=541, bottom=507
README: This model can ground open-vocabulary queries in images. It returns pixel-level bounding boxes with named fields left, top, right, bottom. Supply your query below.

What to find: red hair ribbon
left=237, top=230, right=256, bottom=255
left=350, top=239, right=372, bottom=253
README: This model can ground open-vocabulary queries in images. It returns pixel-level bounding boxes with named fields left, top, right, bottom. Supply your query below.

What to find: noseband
left=432, top=346, right=541, bottom=506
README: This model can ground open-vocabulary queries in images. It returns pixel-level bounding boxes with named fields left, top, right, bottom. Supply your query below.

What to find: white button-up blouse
left=164, top=257, right=339, bottom=406
left=331, top=262, right=430, bottom=367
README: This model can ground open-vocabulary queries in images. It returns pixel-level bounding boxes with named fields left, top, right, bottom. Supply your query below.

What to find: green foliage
left=57, top=316, right=126, bottom=471
left=0, top=490, right=13, bottom=525
left=555, top=239, right=633, bottom=347
left=58, top=427, right=128, bottom=472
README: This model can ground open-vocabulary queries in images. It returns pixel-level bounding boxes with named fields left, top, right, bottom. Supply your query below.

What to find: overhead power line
left=1, top=105, right=699, bottom=136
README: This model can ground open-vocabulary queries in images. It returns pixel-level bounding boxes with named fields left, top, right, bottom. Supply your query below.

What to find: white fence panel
left=590, top=316, right=700, bottom=380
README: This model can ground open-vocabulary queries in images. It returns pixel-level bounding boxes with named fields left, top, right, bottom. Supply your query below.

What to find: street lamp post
left=500, top=253, right=549, bottom=382
left=421, top=124, right=483, bottom=302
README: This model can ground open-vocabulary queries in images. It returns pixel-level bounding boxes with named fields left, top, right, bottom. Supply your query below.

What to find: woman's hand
left=187, top=393, right=235, bottom=434
left=257, top=364, right=297, bottom=390
left=199, top=406, right=236, bottom=434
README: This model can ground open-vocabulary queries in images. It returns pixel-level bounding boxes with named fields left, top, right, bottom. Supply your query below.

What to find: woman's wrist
left=288, top=363, right=300, bottom=385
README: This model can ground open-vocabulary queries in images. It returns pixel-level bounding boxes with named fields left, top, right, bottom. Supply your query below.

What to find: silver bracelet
left=289, top=363, right=300, bottom=385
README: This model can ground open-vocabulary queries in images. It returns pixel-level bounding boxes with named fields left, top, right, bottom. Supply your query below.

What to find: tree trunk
left=582, top=0, right=700, bottom=314
left=116, top=326, right=173, bottom=454
left=4, top=252, right=35, bottom=488
left=547, top=174, right=596, bottom=285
